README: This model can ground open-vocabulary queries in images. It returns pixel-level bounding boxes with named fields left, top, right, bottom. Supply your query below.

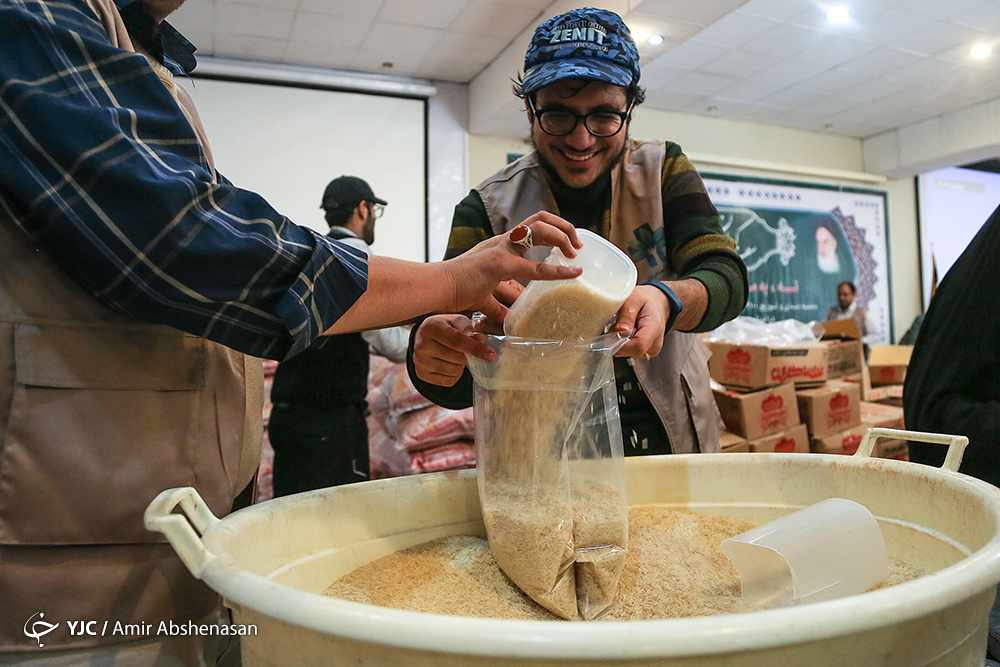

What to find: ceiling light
left=648, top=34, right=664, bottom=46
left=971, top=45, right=992, bottom=58
left=826, top=7, right=850, bottom=24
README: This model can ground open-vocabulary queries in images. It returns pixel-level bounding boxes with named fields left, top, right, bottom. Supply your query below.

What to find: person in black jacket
left=269, top=177, right=405, bottom=494
left=903, top=202, right=1000, bottom=487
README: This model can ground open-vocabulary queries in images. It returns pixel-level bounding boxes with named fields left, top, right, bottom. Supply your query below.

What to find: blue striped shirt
left=0, top=0, right=369, bottom=360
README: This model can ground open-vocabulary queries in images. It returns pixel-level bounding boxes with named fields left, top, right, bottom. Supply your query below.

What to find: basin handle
left=855, top=427, right=969, bottom=471
left=144, top=486, right=220, bottom=578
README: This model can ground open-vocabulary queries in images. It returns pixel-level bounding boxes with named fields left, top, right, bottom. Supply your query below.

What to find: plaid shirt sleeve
left=0, top=0, right=368, bottom=360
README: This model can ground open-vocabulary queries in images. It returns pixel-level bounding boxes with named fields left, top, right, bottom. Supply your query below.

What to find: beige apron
left=475, top=140, right=721, bottom=454
left=0, top=0, right=262, bottom=651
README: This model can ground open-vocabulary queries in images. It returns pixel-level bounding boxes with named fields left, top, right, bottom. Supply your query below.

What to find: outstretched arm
left=326, top=213, right=581, bottom=334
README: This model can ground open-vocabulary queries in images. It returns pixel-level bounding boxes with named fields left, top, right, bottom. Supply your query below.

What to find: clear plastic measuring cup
left=721, top=498, right=889, bottom=609
left=504, top=228, right=637, bottom=338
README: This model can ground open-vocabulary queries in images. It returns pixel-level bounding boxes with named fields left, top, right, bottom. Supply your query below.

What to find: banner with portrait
left=702, top=174, right=892, bottom=343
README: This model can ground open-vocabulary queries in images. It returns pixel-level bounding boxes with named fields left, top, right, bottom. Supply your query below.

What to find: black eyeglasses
left=527, top=97, right=632, bottom=137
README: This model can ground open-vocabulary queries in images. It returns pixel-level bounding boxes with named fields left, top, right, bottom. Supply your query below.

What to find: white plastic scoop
left=721, top=498, right=889, bottom=609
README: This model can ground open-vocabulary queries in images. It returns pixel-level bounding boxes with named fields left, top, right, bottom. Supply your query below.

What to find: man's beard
left=530, top=129, right=630, bottom=190
left=362, top=212, right=376, bottom=246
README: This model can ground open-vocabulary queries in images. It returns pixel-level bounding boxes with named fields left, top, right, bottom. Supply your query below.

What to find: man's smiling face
left=528, top=79, right=630, bottom=189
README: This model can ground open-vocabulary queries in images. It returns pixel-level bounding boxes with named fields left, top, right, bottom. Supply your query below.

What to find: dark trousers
left=268, top=403, right=369, bottom=497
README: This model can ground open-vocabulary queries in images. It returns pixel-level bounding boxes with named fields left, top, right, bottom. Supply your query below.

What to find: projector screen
left=917, top=167, right=1000, bottom=308
left=182, top=77, right=427, bottom=262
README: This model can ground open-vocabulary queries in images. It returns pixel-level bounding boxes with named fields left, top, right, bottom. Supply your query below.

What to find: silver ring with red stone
left=509, top=224, right=533, bottom=251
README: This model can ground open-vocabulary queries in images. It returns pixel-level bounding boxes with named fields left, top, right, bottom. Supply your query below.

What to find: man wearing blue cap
left=408, top=7, right=749, bottom=456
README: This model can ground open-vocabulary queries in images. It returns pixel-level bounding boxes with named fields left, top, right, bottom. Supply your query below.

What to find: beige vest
left=0, top=0, right=262, bottom=650
left=476, top=140, right=721, bottom=454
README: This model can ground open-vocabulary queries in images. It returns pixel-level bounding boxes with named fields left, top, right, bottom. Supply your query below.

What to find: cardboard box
left=796, top=381, right=862, bottom=438
left=719, top=430, right=750, bottom=453
left=868, top=344, right=913, bottom=387
left=708, top=341, right=828, bottom=391
left=820, top=320, right=865, bottom=380
left=750, top=423, right=810, bottom=453
left=749, top=423, right=810, bottom=453
left=848, top=365, right=905, bottom=402
left=713, top=382, right=800, bottom=440
left=811, top=424, right=867, bottom=456
left=821, top=317, right=863, bottom=340
left=859, top=401, right=904, bottom=429
left=873, top=437, right=909, bottom=461
left=822, top=339, right=865, bottom=379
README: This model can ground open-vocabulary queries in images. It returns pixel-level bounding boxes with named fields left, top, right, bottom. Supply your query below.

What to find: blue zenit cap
left=522, top=7, right=640, bottom=95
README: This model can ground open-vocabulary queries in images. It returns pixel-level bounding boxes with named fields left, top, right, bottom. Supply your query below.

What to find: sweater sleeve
left=403, top=192, right=489, bottom=409
left=405, top=315, right=475, bottom=410
left=444, top=191, right=493, bottom=259
left=660, top=142, right=749, bottom=332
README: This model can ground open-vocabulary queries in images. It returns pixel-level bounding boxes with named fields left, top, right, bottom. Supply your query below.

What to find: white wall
left=185, top=77, right=427, bottom=262
left=631, top=107, right=866, bottom=174
left=426, top=82, right=470, bottom=261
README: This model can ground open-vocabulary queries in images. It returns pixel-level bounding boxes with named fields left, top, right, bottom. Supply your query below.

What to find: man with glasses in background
left=269, top=176, right=408, bottom=495
left=407, top=8, right=749, bottom=457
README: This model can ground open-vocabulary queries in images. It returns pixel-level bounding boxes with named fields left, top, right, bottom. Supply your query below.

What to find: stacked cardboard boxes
left=797, top=381, right=862, bottom=438
left=837, top=344, right=912, bottom=405
left=819, top=319, right=865, bottom=380
left=712, top=382, right=809, bottom=453
left=797, top=380, right=865, bottom=454
left=708, top=332, right=908, bottom=459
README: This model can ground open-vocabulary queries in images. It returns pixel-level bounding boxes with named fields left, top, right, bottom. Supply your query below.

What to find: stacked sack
left=367, top=355, right=476, bottom=478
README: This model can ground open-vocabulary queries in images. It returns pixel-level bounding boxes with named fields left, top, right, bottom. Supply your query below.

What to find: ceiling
left=169, top=0, right=1000, bottom=141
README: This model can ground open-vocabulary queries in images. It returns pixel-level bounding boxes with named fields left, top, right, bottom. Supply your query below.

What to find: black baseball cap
left=320, top=176, right=387, bottom=210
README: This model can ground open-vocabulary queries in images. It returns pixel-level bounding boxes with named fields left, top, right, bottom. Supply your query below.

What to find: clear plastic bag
left=705, top=315, right=821, bottom=346
left=467, top=333, right=629, bottom=620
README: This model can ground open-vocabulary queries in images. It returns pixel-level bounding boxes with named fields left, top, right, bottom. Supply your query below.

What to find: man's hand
left=613, top=285, right=669, bottom=358
left=613, top=279, right=709, bottom=358
left=324, top=212, right=581, bottom=335
left=443, top=212, right=582, bottom=321
left=412, top=314, right=494, bottom=386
